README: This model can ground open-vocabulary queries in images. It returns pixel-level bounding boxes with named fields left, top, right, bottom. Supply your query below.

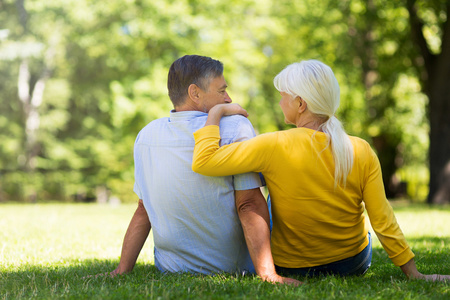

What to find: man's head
left=168, top=55, right=232, bottom=112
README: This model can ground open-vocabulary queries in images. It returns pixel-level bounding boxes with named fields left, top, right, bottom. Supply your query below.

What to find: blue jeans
left=267, top=195, right=273, bottom=232
left=275, top=232, right=372, bottom=277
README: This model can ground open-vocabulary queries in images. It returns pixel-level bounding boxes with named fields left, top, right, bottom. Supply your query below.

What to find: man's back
left=133, top=110, right=262, bottom=274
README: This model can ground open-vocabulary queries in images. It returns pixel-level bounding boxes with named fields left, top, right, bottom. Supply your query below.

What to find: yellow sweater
left=193, top=125, right=414, bottom=268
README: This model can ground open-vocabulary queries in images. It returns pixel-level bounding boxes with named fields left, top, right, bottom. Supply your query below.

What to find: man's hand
left=83, top=268, right=123, bottom=279
left=83, top=199, right=151, bottom=280
left=262, top=273, right=303, bottom=286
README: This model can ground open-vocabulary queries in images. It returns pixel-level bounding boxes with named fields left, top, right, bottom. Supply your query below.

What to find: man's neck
left=174, top=102, right=200, bottom=113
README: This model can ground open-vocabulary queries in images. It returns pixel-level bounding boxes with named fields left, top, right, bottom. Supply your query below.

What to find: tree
left=289, top=0, right=447, bottom=202
left=0, top=0, right=446, bottom=203
left=336, top=0, right=449, bottom=203
left=406, top=0, right=450, bottom=204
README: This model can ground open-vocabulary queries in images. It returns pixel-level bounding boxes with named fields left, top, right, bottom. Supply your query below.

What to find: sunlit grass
left=1, top=202, right=449, bottom=299
left=0, top=203, right=154, bottom=271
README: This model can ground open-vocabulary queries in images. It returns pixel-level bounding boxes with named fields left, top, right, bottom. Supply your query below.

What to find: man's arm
left=235, top=188, right=301, bottom=285
left=110, top=199, right=151, bottom=276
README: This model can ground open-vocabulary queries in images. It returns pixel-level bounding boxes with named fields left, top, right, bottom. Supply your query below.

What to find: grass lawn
left=0, top=202, right=449, bottom=299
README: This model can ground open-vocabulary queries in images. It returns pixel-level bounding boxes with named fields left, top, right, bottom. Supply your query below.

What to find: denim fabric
left=267, top=195, right=273, bottom=232
left=275, top=232, right=372, bottom=277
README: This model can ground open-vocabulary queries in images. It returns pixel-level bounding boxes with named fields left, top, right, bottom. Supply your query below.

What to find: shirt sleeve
left=226, top=117, right=263, bottom=191
left=133, top=132, right=143, bottom=199
left=362, top=144, right=415, bottom=266
left=192, top=125, right=276, bottom=177
left=133, top=181, right=143, bottom=199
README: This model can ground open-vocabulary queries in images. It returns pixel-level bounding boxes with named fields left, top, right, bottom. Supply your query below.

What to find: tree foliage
left=0, top=0, right=447, bottom=203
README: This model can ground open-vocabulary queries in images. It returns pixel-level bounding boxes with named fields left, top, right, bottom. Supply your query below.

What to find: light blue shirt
left=133, top=110, right=262, bottom=274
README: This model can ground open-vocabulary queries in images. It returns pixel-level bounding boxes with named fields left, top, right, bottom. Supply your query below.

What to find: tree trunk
left=15, top=0, right=53, bottom=201
left=407, top=0, right=450, bottom=204
left=427, top=65, right=450, bottom=204
left=350, top=0, right=403, bottom=197
left=17, top=59, right=46, bottom=201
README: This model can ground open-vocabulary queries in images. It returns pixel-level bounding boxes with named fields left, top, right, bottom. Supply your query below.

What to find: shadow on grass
left=1, top=238, right=449, bottom=299
left=0, top=259, right=276, bottom=299
left=389, top=202, right=450, bottom=212
left=407, top=236, right=449, bottom=246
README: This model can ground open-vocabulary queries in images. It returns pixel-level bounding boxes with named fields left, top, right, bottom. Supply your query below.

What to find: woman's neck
left=295, top=111, right=326, bottom=131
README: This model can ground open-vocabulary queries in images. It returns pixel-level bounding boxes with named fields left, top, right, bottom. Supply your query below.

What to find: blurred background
left=0, top=0, right=449, bottom=204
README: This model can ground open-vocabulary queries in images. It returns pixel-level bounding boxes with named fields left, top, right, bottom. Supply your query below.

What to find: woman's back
left=193, top=123, right=412, bottom=268
left=259, top=127, right=374, bottom=268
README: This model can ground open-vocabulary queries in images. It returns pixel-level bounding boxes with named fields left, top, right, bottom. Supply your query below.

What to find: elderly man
left=105, top=55, right=298, bottom=285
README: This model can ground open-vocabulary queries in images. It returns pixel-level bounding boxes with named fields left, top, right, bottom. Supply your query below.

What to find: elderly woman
left=192, top=60, right=449, bottom=280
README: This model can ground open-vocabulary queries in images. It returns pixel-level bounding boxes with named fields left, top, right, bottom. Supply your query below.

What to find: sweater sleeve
left=192, top=125, right=274, bottom=176
left=362, top=144, right=415, bottom=266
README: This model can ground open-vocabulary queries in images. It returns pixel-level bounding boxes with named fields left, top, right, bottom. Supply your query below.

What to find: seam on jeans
left=347, top=241, right=372, bottom=275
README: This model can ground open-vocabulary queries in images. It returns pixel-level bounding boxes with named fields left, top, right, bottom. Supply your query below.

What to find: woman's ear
left=297, top=97, right=307, bottom=113
left=188, top=84, right=201, bottom=104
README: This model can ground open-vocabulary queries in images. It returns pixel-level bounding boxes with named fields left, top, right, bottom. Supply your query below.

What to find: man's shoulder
left=219, top=115, right=254, bottom=136
left=219, top=115, right=256, bottom=142
left=149, top=116, right=170, bottom=126
left=219, top=114, right=252, bottom=127
left=136, top=117, right=170, bottom=142
left=140, top=117, right=169, bottom=131
left=189, top=113, right=253, bottom=132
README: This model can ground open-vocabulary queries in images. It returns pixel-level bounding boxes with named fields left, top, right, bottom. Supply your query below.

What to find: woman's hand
left=216, top=103, right=249, bottom=117
left=422, top=274, right=450, bottom=281
left=205, top=104, right=248, bottom=126
left=400, top=259, right=450, bottom=281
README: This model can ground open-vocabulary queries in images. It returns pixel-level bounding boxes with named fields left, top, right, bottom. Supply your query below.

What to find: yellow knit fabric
left=193, top=125, right=414, bottom=268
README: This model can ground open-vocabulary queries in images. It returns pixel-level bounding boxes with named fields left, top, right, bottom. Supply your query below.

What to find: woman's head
left=274, top=60, right=354, bottom=188
left=273, top=60, right=340, bottom=120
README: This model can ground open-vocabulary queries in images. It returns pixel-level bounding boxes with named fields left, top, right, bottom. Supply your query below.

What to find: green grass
left=0, top=203, right=449, bottom=299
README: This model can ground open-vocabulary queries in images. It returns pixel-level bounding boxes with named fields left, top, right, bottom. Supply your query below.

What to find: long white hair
left=273, top=60, right=354, bottom=187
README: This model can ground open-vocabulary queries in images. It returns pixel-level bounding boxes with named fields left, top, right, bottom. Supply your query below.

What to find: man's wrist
left=115, top=263, right=133, bottom=275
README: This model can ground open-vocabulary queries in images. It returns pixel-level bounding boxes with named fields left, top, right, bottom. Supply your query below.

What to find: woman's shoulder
left=348, top=135, right=370, bottom=146
left=348, top=135, right=377, bottom=159
left=258, top=127, right=302, bottom=141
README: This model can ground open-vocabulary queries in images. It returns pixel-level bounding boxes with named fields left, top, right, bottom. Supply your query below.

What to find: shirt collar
left=169, top=110, right=207, bottom=122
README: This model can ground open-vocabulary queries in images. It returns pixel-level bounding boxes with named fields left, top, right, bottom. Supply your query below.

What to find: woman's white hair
left=274, top=59, right=354, bottom=188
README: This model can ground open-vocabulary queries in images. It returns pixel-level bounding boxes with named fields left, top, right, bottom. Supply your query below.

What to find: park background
left=1, top=1, right=450, bottom=299
left=1, top=0, right=449, bottom=205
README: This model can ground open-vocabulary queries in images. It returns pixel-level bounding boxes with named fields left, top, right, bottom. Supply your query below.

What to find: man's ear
left=297, top=97, right=307, bottom=113
left=188, top=84, right=201, bottom=104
